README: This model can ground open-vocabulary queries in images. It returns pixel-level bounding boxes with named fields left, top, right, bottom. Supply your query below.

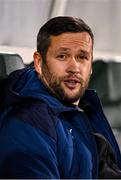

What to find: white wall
left=0, top=0, right=121, bottom=63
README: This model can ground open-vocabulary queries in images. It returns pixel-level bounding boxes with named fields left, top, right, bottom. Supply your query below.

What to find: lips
left=64, top=78, right=81, bottom=89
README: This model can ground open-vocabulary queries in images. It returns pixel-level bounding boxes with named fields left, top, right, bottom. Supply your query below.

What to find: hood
left=0, top=68, right=79, bottom=113
left=0, top=67, right=99, bottom=114
left=0, top=68, right=39, bottom=109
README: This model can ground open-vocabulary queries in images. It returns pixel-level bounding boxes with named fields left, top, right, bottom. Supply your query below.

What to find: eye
left=77, top=54, right=88, bottom=61
left=56, top=54, right=66, bottom=60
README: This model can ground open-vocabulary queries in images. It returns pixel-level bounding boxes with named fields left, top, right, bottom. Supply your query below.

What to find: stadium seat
left=0, top=52, right=25, bottom=76
left=0, top=52, right=25, bottom=104
left=89, top=59, right=121, bottom=148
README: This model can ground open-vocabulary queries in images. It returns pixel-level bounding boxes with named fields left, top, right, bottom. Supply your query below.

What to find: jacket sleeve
left=0, top=118, right=60, bottom=179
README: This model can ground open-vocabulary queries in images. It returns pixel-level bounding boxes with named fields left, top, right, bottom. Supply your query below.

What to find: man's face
left=35, top=32, right=93, bottom=104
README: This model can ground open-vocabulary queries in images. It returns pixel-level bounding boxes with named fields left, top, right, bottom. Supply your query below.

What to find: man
left=0, top=16, right=121, bottom=179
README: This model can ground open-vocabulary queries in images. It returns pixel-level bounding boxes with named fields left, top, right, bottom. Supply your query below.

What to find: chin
left=61, top=93, right=83, bottom=104
left=65, top=87, right=87, bottom=103
left=52, top=82, right=88, bottom=104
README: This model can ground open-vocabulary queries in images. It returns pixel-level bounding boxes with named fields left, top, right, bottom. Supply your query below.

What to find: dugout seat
left=89, top=59, right=121, bottom=148
left=0, top=52, right=25, bottom=103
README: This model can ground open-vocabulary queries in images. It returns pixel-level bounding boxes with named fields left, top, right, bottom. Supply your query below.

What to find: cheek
left=82, top=65, right=92, bottom=79
left=42, top=63, right=62, bottom=85
left=48, top=62, right=66, bottom=76
left=41, top=63, right=52, bottom=82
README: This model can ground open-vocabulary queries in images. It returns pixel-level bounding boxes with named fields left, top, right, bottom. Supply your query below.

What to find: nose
left=66, top=58, right=80, bottom=74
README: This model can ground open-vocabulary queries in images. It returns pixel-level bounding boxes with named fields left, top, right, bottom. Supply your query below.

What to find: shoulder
left=7, top=99, right=58, bottom=140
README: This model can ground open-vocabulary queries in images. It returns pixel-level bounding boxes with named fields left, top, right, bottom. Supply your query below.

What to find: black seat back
left=89, top=59, right=121, bottom=128
left=0, top=52, right=25, bottom=103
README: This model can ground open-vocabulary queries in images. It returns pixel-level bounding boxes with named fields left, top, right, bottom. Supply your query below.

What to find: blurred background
left=0, top=0, right=121, bottom=148
left=0, top=0, right=121, bottom=64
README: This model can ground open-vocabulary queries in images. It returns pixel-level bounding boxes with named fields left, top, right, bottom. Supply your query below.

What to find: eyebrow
left=56, top=47, right=90, bottom=57
left=57, top=47, right=70, bottom=52
left=58, top=47, right=88, bottom=52
left=78, top=49, right=89, bottom=56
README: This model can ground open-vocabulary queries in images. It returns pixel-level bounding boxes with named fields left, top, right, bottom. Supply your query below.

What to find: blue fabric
left=0, top=67, right=121, bottom=179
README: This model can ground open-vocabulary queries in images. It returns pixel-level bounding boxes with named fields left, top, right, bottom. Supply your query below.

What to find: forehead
left=49, top=32, right=93, bottom=51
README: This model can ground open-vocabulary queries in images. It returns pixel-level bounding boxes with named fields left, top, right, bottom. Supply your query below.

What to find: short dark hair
left=37, top=16, right=94, bottom=62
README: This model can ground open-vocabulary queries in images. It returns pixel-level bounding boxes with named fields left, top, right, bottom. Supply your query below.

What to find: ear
left=90, top=67, right=92, bottom=75
left=33, top=52, right=42, bottom=74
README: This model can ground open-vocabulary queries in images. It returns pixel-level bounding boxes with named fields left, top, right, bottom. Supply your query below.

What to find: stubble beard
left=40, top=63, right=90, bottom=103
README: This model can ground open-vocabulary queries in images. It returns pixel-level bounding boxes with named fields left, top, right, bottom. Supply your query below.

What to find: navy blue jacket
left=0, top=68, right=121, bottom=179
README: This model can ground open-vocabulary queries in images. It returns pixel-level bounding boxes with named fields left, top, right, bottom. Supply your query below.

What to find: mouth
left=64, top=78, right=81, bottom=89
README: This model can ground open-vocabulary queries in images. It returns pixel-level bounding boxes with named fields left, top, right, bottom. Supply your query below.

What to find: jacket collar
left=1, top=67, right=100, bottom=115
left=38, top=83, right=98, bottom=115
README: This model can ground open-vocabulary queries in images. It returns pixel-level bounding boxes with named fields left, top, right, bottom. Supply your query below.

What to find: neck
left=72, top=99, right=80, bottom=106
